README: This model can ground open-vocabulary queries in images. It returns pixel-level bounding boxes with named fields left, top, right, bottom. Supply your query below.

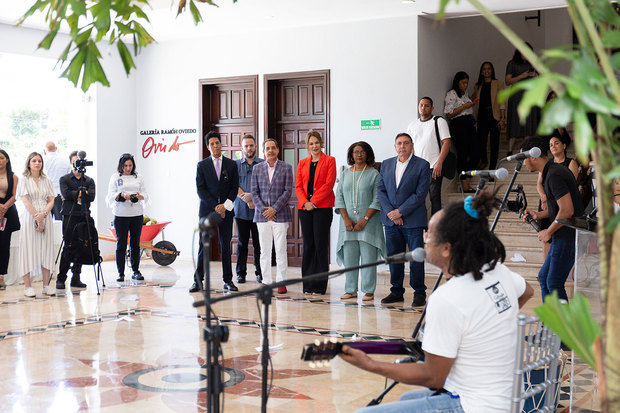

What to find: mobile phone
left=472, top=97, right=480, bottom=104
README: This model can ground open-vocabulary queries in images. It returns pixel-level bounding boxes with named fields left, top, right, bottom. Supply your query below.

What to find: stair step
left=493, top=231, right=540, bottom=247
left=504, top=246, right=544, bottom=265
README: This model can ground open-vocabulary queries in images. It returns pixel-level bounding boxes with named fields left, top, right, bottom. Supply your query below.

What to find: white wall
left=418, top=8, right=572, bottom=117
left=0, top=23, right=136, bottom=256
left=135, top=16, right=420, bottom=266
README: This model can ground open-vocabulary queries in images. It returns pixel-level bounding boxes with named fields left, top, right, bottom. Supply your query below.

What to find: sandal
left=340, top=292, right=357, bottom=300
left=0, top=284, right=5, bottom=291
left=362, top=293, right=374, bottom=301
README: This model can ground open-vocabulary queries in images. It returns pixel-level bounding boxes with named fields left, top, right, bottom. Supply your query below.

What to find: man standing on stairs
left=520, top=136, right=583, bottom=301
left=377, top=133, right=431, bottom=307
left=407, top=97, right=452, bottom=215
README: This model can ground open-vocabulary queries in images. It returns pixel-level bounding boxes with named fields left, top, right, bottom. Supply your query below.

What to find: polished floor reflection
left=0, top=259, right=597, bottom=412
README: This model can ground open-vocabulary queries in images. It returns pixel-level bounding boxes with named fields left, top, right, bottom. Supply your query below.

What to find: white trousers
left=256, top=221, right=289, bottom=284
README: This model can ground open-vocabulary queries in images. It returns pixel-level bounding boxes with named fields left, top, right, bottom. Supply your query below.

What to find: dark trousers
left=477, top=111, right=500, bottom=169
left=57, top=214, right=94, bottom=282
left=0, top=229, right=12, bottom=275
left=450, top=115, right=478, bottom=175
left=235, top=218, right=261, bottom=278
left=299, top=208, right=333, bottom=294
left=429, top=174, right=443, bottom=216
left=194, top=213, right=234, bottom=286
left=385, top=226, right=426, bottom=297
left=538, top=236, right=575, bottom=301
left=51, top=195, right=63, bottom=220
left=114, top=215, right=143, bottom=275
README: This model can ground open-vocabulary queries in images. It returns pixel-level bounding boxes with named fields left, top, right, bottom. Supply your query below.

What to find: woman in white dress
left=17, top=152, right=55, bottom=297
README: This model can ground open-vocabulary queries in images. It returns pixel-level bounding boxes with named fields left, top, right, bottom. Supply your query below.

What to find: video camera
left=73, top=150, right=93, bottom=173
left=504, top=184, right=528, bottom=215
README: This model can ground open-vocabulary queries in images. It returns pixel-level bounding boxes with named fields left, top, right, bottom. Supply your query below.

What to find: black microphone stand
left=194, top=256, right=418, bottom=413
left=474, top=177, right=489, bottom=197
left=491, top=159, right=524, bottom=233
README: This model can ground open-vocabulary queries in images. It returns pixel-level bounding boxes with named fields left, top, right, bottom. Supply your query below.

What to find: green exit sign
left=361, top=119, right=381, bottom=130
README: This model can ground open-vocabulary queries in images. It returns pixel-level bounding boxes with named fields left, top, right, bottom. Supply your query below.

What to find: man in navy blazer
left=191, top=131, right=240, bottom=293
left=251, top=138, right=293, bottom=294
left=377, top=132, right=431, bottom=307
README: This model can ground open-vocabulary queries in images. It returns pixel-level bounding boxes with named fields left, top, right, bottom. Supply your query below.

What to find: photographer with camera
left=56, top=151, right=95, bottom=290
left=106, top=153, right=148, bottom=282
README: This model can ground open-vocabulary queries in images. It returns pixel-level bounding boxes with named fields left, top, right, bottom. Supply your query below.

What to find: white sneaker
left=43, top=285, right=56, bottom=296
left=24, top=287, right=36, bottom=297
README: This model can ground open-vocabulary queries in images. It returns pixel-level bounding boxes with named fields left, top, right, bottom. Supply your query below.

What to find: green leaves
left=18, top=0, right=226, bottom=92
left=534, top=292, right=601, bottom=369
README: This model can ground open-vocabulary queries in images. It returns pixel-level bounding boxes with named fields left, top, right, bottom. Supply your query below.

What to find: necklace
left=351, top=165, right=367, bottom=215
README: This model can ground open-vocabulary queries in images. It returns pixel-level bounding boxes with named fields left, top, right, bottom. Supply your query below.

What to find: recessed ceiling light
left=401, top=0, right=415, bottom=3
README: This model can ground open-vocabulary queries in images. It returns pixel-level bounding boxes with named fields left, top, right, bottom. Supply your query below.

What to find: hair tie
left=464, top=196, right=479, bottom=219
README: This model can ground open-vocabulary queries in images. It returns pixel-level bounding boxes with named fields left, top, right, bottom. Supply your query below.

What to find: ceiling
left=0, top=0, right=567, bottom=42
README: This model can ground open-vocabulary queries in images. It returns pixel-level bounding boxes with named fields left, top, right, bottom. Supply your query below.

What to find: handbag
left=434, top=116, right=457, bottom=180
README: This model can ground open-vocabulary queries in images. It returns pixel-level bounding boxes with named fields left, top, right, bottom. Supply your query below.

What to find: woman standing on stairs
left=472, top=61, right=505, bottom=169
left=505, top=43, right=541, bottom=156
left=445, top=71, right=477, bottom=192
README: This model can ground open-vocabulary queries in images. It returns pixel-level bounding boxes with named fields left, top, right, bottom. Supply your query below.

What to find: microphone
left=460, top=168, right=509, bottom=180
left=501, top=147, right=541, bottom=162
left=385, top=247, right=426, bottom=264
left=199, top=211, right=223, bottom=231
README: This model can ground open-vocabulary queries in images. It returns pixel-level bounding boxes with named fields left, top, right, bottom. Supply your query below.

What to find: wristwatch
left=363, top=216, right=369, bottom=221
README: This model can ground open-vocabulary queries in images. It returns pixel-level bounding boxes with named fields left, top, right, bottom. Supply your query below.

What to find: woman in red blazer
left=295, top=130, right=336, bottom=295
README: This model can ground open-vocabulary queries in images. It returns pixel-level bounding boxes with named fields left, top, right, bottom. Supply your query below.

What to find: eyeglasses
left=353, top=150, right=366, bottom=155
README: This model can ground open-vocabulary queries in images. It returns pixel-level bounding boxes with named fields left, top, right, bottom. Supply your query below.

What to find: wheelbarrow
left=98, top=221, right=180, bottom=266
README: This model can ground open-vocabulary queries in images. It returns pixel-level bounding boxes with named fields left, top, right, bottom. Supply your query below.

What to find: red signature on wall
left=142, top=136, right=195, bottom=158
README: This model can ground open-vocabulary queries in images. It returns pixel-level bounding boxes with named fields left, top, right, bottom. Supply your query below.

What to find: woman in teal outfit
left=335, top=141, right=386, bottom=301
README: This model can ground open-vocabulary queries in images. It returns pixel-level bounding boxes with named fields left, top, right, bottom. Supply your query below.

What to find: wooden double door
left=265, top=70, right=330, bottom=266
left=199, top=70, right=330, bottom=267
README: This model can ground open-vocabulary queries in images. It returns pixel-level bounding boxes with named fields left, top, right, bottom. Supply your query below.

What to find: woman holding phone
left=444, top=71, right=477, bottom=192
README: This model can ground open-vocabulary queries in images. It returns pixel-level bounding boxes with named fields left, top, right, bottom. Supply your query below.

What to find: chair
left=511, top=314, right=564, bottom=413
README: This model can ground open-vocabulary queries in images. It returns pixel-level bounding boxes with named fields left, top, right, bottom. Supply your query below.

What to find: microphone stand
left=193, top=256, right=419, bottom=413
left=490, top=159, right=523, bottom=233
left=474, top=177, right=489, bottom=197
left=365, top=271, right=444, bottom=407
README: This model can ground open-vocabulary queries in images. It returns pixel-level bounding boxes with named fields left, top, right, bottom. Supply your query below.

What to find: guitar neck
left=346, top=341, right=420, bottom=355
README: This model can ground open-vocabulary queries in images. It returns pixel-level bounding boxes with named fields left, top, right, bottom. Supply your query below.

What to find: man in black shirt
left=521, top=137, right=583, bottom=301
left=56, top=151, right=96, bottom=290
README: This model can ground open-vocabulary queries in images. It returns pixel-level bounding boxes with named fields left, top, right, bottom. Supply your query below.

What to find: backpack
left=433, top=116, right=457, bottom=180
left=69, top=220, right=102, bottom=265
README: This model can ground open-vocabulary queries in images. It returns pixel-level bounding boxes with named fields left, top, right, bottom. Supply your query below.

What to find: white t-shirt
left=43, top=151, right=71, bottom=195
left=422, top=263, right=526, bottom=413
left=106, top=173, right=149, bottom=217
left=406, top=117, right=450, bottom=168
left=395, top=152, right=413, bottom=188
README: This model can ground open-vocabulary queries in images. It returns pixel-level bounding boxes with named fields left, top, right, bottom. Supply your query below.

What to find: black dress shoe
left=56, top=280, right=66, bottom=290
left=236, top=275, right=246, bottom=284
left=223, top=282, right=239, bottom=292
left=412, top=295, right=426, bottom=307
left=189, top=283, right=203, bottom=293
left=117, top=274, right=125, bottom=282
left=380, top=294, right=404, bottom=304
left=70, top=279, right=87, bottom=289
left=132, top=272, right=144, bottom=281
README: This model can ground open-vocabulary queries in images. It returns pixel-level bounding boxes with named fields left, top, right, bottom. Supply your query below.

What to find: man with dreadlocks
left=339, top=191, right=534, bottom=413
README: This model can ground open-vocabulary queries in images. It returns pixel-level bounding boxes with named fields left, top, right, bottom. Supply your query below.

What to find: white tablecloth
left=6, top=220, right=63, bottom=285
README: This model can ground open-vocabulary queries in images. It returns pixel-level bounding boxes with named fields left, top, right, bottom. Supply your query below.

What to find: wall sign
left=140, top=128, right=196, bottom=159
left=361, top=119, right=380, bottom=130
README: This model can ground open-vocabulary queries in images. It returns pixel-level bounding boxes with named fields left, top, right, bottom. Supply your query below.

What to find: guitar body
left=301, top=339, right=424, bottom=364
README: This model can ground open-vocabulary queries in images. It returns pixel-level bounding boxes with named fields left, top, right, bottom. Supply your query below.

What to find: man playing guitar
left=339, top=191, right=534, bottom=412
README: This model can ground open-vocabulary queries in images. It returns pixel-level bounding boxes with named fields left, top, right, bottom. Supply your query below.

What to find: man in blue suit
left=377, top=133, right=431, bottom=307
left=191, top=131, right=239, bottom=293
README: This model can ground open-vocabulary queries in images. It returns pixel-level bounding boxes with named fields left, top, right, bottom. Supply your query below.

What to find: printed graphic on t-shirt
left=485, top=281, right=512, bottom=314
left=117, top=179, right=123, bottom=187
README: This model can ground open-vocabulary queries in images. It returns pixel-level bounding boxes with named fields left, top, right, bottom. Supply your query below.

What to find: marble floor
left=0, top=258, right=598, bottom=412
